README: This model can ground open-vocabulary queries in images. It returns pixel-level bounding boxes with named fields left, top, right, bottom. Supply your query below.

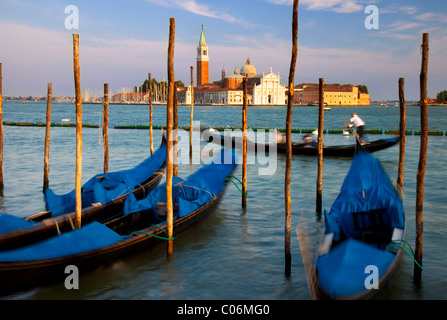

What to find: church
left=178, top=26, right=287, bottom=106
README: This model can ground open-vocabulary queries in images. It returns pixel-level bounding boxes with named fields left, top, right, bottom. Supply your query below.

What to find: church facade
left=178, top=27, right=287, bottom=106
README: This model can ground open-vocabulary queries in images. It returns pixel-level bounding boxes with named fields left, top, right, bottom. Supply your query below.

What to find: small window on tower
left=203, top=50, right=207, bottom=55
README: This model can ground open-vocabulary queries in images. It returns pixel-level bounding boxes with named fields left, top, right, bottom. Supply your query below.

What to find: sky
left=0, top=0, right=446, bottom=100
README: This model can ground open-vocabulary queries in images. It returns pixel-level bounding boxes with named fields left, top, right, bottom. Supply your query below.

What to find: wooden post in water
left=242, top=77, right=248, bottom=208
left=316, top=78, right=324, bottom=215
left=173, top=82, right=178, bottom=177
left=103, top=83, right=109, bottom=173
left=414, top=33, right=429, bottom=285
left=43, top=83, right=52, bottom=191
left=189, top=66, right=194, bottom=160
left=0, top=63, right=3, bottom=191
left=285, top=0, right=299, bottom=276
left=148, top=73, right=154, bottom=155
left=166, top=18, right=175, bottom=258
left=397, top=78, right=406, bottom=190
left=73, top=34, right=83, bottom=229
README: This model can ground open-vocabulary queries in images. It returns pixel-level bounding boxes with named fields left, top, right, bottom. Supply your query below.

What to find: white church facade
left=250, top=69, right=287, bottom=105
left=178, top=27, right=287, bottom=106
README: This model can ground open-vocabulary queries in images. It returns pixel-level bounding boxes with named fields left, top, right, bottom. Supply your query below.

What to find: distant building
left=196, top=25, right=209, bottom=87
left=293, top=83, right=370, bottom=106
left=178, top=27, right=287, bottom=106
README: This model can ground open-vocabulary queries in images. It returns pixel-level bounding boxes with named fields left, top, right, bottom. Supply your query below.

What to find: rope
left=386, top=239, right=423, bottom=270
left=228, top=175, right=243, bottom=185
left=180, top=183, right=216, bottom=198
left=131, top=224, right=174, bottom=241
left=55, top=220, right=61, bottom=235
left=225, top=175, right=246, bottom=196
left=69, top=216, right=75, bottom=230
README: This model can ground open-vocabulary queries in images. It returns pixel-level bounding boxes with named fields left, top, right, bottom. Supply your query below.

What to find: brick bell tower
left=196, top=25, right=209, bottom=87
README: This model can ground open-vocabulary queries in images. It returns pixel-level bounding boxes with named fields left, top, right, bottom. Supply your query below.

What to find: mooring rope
left=225, top=175, right=246, bottom=196
left=386, top=239, right=423, bottom=270
left=131, top=224, right=174, bottom=241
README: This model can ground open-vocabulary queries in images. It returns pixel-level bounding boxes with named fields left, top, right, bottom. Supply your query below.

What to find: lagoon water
left=0, top=101, right=446, bottom=300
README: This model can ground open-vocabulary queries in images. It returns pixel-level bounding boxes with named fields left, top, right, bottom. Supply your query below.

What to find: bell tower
left=196, top=25, right=209, bottom=87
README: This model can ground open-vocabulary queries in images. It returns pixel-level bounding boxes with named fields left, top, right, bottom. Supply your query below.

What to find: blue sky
left=0, top=0, right=446, bottom=100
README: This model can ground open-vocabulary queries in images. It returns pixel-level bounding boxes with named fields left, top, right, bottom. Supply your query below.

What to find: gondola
left=0, top=138, right=167, bottom=251
left=309, top=145, right=406, bottom=299
left=202, top=129, right=399, bottom=157
left=0, top=148, right=238, bottom=296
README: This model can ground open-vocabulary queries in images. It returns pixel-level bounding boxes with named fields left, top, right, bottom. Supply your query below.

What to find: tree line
left=356, top=85, right=368, bottom=94
left=133, top=78, right=184, bottom=103
left=436, top=90, right=447, bottom=104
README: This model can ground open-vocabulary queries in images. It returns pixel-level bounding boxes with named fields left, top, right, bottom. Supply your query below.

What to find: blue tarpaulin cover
left=124, top=148, right=238, bottom=221
left=323, top=148, right=405, bottom=241
left=0, top=149, right=237, bottom=262
left=44, top=141, right=166, bottom=217
left=317, top=148, right=405, bottom=298
left=0, top=214, right=35, bottom=235
left=0, top=221, right=125, bottom=261
left=316, top=238, right=395, bottom=297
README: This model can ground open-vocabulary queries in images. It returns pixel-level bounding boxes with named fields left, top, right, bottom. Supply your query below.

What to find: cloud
left=380, top=5, right=418, bottom=15
left=0, top=21, right=194, bottom=96
left=147, top=0, right=236, bottom=22
left=416, top=12, right=447, bottom=24
left=266, top=0, right=364, bottom=13
left=386, top=22, right=422, bottom=32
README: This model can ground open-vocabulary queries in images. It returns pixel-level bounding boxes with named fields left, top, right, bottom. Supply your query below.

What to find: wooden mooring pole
left=0, top=63, right=3, bottom=191
left=316, top=78, right=324, bottom=215
left=242, top=77, right=248, bottom=208
left=414, top=33, right=429, bottom=285
left=397, top=78, right=406, bottom=190
left=43, top=83, right=52, bottom=191
left=149, top=73, right=154, bottom=155
left=73, top=34, right=83, bottom=229
left=285, top=0, right=299, bottom=276
left=189, top=66, right=194, bottom=160
left=103, top=83, right=109, bottom=173
left=173, top=82, right=178, bottom=177
left=166, top=17, right=175, bottom=259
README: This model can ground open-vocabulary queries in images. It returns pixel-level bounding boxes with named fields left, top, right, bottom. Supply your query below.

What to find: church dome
left=240, top=58, right=257, bottom=76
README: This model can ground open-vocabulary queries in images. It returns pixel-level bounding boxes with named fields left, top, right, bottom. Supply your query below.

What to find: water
left=0, top=101, right=446, bottom=300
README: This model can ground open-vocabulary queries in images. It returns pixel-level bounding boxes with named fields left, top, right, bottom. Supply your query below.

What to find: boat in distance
left=0, top=139, right=167, bottom=251
left=0, top=148, right=238, bottom=296
left=202, top=129, right=399, bottom=157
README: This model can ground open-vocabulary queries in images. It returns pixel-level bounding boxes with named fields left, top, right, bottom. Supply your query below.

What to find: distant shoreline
left=2, top=100, right=446, bottom=107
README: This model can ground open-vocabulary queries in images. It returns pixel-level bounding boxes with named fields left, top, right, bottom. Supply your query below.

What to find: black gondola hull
left=0, top=189, right=224, bottom=296
left=202, top=131, right=399, bottom=157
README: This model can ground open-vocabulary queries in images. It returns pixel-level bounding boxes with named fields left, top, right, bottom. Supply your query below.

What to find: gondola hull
left=311, top=231, right=405, bottom=300
left=202, top=130, right=399, bottom=157
left=0, top=140, right=167, bottom=251
left=309, top=148, right=406, bottom=299
left=0, top=193, right=222, bottom=296
left=0, top=148, right=238, bottom=296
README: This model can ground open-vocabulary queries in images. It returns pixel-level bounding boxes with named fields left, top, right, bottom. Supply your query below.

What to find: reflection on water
left=1, top=102, right=446, bottom=300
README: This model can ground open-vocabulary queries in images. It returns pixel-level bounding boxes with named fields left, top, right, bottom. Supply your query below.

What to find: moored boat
left=0, top=148, right=238, bottom=296
left=310, top=146, right=406, bottom=299
left=0, top=139, right=167, bottom=251
left=202, top=129, right=399, bottom=157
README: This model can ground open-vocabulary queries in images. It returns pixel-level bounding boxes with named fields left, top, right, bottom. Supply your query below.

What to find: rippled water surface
left=1, top=101, right=446, bottom=300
